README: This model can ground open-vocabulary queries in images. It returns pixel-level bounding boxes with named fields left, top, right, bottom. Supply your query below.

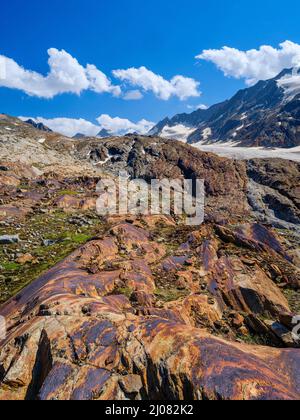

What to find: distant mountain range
left=150, top=68, right=300, bottom=148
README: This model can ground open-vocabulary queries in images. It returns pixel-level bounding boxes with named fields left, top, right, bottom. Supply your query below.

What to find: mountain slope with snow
left=150, top=68, right=300, bottom=148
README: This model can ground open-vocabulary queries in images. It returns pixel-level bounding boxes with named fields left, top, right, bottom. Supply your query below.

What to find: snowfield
left=160, top=124, right=196, bottom=142
left=194, top=142, right=300, bottom=162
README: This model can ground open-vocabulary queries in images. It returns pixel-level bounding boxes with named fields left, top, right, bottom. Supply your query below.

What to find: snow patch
left=202, top=127, right=212, bottom=140
left=277, top=67, right=300, bottom=101
left=94, top=155, right=112, bottom=166
left=232, top=124, right=244, bottom=138
left=160, top=124, right=195, bottom=142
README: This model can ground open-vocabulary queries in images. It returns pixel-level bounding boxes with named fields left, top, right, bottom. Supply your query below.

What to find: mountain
left=150, top=68, right=300, bottom=148
left=0, top=114, right=300, bottom=400
left=25, top=118, right=53, bottom=132
left=72, top=133, right=86, bottom=139
left=1, top=128, right=300, bottom=400
left=97, top=128, right=113, bottom=138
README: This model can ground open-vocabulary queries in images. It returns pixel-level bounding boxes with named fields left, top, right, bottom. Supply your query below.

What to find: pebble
left=42, top=239, right=57, bottom=247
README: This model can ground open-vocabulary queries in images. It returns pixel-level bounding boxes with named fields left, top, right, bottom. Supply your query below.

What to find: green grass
left=69, top=233, right=92, bottom=243
left=2, top=262, right=20, bottom=271
left=0, top=210, right=104, bottom=305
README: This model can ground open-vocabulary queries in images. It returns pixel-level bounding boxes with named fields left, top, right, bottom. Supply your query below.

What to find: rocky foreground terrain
left=0, top=115, right=299, bottom=400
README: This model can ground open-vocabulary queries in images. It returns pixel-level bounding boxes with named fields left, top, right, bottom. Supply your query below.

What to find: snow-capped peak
left=277, top=66, right=300, bottom=101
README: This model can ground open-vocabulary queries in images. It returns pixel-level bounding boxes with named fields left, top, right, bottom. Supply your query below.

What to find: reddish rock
left=0, top=222, right=299, bottom=401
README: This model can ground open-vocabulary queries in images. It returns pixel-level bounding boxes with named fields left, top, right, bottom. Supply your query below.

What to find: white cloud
left=113, top=66, right=201, bottom=100
left=96, top=114, right=154, bottom=135
left=187, top=103, right=208, bottom=111
left=123, top=90, right=144, bottom=100
left=197, top=104, right=208, bottom=110
left=19, top=114, right=155, bottom=137
left=0, top=48, right=121, bottom=98
left=85, top=64, right=121, bottom=97
left=196, top=40, right=300, bottom=85
left=19, top=116, right=100, bottom=137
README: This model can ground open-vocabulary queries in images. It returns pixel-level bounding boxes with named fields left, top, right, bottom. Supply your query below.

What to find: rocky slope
left=0, top=114, right=104, bottom=178
left=0, top=117, right=299, bottom=400
left=150, top=68, right=300, bottom=148
left=74, top=135, right=300, bottom=233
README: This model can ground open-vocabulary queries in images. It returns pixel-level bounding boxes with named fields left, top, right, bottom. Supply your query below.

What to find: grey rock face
left=25, top=119, right=52, bottom=132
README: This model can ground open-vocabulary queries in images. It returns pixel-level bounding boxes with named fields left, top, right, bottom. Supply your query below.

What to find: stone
left=264, top=320, right=300, bottom=348
left=238, top=326, right=249, bottom=336
left=42, top=239, right=57, bottom=247
left=230, top=312, right=245, bottom=328
left=16, top=254, right=35, bottom=265
left=0, top=235, right=20, bottom=245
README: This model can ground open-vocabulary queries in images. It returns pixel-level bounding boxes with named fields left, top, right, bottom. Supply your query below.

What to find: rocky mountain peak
left=25, top=119, right=52, bottom=132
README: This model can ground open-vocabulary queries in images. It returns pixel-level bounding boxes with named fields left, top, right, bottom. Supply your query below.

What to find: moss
left=283, top=288, right=300, bottom=314
left=111, top=287, right=133, bottom=299
left=57, top=190, right=79, bottom=196
left=18, top=182, right=30, bottom=190
left=236, top=333, right=274, bottom=347
left=2, top=262, right=20, bottom=271
left=154, top=287, right=189, bottom=303
left=70, top=233, right=92, bottom=244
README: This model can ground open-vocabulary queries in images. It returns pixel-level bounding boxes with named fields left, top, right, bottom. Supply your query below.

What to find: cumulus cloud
left=19, top=114, right=155, bottom=137
left=113, top=66, right=201, bottom=100
left=19, top=116, right=100, bottom=137
left=123, top=90, right=144, bottom=100
left=196, top=40, right=300, bottom=85
left=0, top=48, right=121, bottom=98
left=96, top=114, right=154, bottom=135
left=85, top=64, right=121, bottom=97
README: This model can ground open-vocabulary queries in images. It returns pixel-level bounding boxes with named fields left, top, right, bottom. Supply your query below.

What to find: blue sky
left=1, top=0, right=300, bottom=136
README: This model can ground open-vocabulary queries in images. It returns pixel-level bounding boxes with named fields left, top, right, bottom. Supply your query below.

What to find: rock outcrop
left=0, top=119, right=299, bottom=400
left=0, top=218, right=299, bottom=400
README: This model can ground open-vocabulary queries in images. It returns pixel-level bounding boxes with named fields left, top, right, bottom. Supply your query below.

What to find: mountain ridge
left=150, top=68, right=300, bottom=148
